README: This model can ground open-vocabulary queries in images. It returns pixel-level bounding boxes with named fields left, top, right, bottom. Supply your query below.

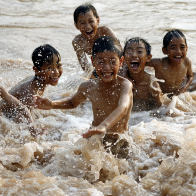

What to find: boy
left=72, top=4, right=121, bottom=77
left=120, top=37, right=163, bottom=111
left=34, top=36, right=133, bottom=158
left=0, top=44, right=63, bottom=136
left=147, top=30, right=193, bottom=98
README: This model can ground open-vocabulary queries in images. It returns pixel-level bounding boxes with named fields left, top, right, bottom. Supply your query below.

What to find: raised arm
left=72, top=38, right=91, bottom=72
left=83, top=80, right=133, bottom=138
left=34, top=82, right=88, bottom=110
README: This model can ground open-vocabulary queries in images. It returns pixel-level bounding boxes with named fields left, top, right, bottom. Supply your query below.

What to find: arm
left=146, top=58, right=161, bottom=68
left=175, top=58, right=193, bottom=95
left=83, top=80, right=133, bottom=138
left=72, top=38, right=91, bottom=72
left=34, top=83, right=88, bottom=110
left=150, top=81, right=163, bottom=107
left=0, top=85, right=38, bottom=137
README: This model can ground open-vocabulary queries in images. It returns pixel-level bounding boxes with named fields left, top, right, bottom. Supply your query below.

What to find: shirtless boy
left=34, top=36, right=133, bottom=157
left=0, top=44, right=63, bottom=136
left=147, top=30, right=193, bottom=98
left=120, top=37, right=163, bottom=111
left=72, top=4, right=120, bottom=77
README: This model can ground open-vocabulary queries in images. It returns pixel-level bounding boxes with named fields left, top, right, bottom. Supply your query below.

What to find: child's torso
left=155, top=59, right=187, bottom=93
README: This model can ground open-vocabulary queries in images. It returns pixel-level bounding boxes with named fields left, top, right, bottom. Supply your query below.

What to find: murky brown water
left=1, top=0, right=196, bottom=195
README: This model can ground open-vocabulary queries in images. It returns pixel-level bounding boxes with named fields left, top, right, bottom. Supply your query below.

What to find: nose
left=176, top=47, right=181, bottom=54
left=132, top=50, right=137, bottom=57
left=52, top=68, right=59, bottom=76
left=103, top=63, right=111, bottom=71
left=85, top=22, right=91, bottom=31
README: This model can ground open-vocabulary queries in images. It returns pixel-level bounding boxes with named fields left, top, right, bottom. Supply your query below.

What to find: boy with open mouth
left=120, top=37, right=163, bottom=111
left=72, top=4, right=121, bottom=78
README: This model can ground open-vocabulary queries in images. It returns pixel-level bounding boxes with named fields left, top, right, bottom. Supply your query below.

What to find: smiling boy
left=34, top=36, right=133, bottom=158
left=120, top=37, right=163, bottom=111
left=0, top=44, right=63, bottom=136
left=147, top=30, right=193, bottom=97
left=72, top=4, right=120, bottom=76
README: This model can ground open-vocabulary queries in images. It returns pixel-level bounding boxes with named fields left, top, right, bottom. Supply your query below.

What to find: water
left=1, top=0, right=196, bottom=195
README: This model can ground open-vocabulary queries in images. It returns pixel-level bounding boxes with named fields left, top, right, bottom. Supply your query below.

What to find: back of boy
left=120, top=37, right=163, bottom=111
left=72, top=4, right=121, bottom=77
left=0, top=44, right=63, bottom=126
left=34, top=36, right=133, bottom=158
left=147, top=30, right=193, bottom=97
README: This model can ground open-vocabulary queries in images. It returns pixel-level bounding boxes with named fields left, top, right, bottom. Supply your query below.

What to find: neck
left=98, top=77, right=118, bottom=90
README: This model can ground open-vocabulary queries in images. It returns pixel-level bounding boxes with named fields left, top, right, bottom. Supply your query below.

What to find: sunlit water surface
left=1, top=0, right=196, bottom=195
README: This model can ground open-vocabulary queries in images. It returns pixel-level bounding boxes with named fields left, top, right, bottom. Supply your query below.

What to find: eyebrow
left=169, top=43, right=186, bottom=47
left=126, top=46, right=144, bottom=50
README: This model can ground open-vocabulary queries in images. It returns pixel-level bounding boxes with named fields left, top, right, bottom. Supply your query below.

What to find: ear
left=119, top=56, right=124, bottom=67
left=162, top=47, right=167, bottom=55
left=146, top=54, right=152, bottom=63
left=74, top=22, right=79, bottom=30
left=97, top=17, right=100, bottom=25
left=91, top=56, right=95, bottom=67
left=33, top=66, right=40, bottom=75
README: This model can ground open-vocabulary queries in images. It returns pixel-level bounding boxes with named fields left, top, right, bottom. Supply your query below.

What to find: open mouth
left=130, top=62, right=140, bottom=70
left=174, top=56, right=182, bottom=61
left=102, top=72, right=113, bottom=78
left=86, top=30, right=93, bottom=36
left=50, top=77, right=59, bottom=82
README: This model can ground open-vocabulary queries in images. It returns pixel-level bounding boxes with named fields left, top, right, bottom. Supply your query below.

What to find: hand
left=33, top=95, right=52, bottom=110
left=82, top=126, right=106, bottom=138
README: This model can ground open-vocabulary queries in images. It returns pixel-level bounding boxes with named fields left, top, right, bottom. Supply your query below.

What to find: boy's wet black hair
left=74, top=4, right=99, bottom=24
left=92, top=36, right=122, bottom=59
left=163, top=29, right=187, bottom=48
left=123, top=37, right=151, bottom=56
left=32, top=44, right=61, bottom=71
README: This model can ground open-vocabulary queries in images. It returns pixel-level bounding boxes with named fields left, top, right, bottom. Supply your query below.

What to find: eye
left=138, top=50, right=143, bottom=54
left=111, top=61, right=117, bottom=65
left=57, top=64, right=62, bottom=68
left=47, top=67, right=52, bottom=70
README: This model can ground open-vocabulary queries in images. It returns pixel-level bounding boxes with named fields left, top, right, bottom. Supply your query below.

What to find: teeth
left=103, top=73, right=112, bottom=76
left=131, top=60, right=139, bottom=63
left=175, top=56, right=181, bottom=58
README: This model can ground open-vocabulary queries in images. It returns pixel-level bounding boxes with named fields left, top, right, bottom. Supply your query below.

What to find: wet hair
left=163, top=29, right=187, bottom=48
left=92, top=36, right=122, bottom=59
left=74, top=4, right=99, bottom=24
left=123, top=37, right=151, bottom=56
left=32, top=44, right=61, bottom=71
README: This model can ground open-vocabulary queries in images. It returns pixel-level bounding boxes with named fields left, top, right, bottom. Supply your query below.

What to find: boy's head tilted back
left=32, top=44, right=61, bottom=71
left=92, top=36, right=122, bottom=59
left=123, top=37, right=151, bottom=56
left=163, top=29, right=187, bottom=49
left=74, top=4, right=99, bottom=24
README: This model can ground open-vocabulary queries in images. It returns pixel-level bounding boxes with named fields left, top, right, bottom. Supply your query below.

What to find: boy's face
left=34, top=55, right=63, bottom=86
left=162, top=36, right=187, bottom=65
left=75, top=10, right=100, bottom=41
left=91, top=51, right=123, bottom=83
left=124, top=42, right=151, bottom=74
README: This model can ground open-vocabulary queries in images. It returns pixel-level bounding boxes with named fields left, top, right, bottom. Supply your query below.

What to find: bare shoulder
left=184, top=57, right=192, bottom=67
left=117, top=75, right=133, bottom=89
left=98, top=26, right=116, bottom=36
left=9, top=76, right=34, bottom=96
left=78, top=79, right=97, bottom=92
